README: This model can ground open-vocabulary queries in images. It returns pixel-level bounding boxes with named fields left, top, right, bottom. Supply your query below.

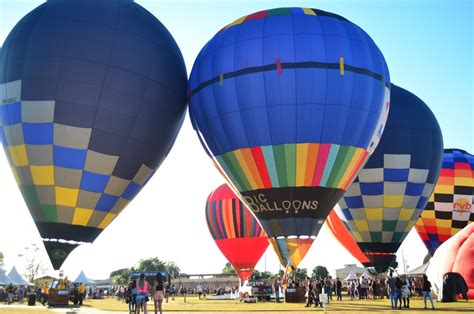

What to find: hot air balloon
left=188, top=7, right=390, bottom=268
left=335, top=84, right=443, bottom=273
left=325, top=210, right=370, bottom=266
left=426, top=223, right=474, bottom=300
left=206, top=184, right=269, bottom=282
left=0, top=0, right=187, bottom=269
left=415, top=149, right=473, bottom=256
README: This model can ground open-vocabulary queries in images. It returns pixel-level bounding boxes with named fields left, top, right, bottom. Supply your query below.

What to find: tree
left=137, top=257, right=166, bottom=272
left=294, top=268, right=308, bottom=281
left=252, top=270, right=275, bottom=281
left=312, top=266, right=329, bottom=279
left=222, top=262, right=235, bottom=274
left=165, top=262, right=180, bottom=279
left=110, top=267, right=133, bottom=285
left=0, top=252, right=4, bottom=270
left=19, top=244, right=45, bottom=283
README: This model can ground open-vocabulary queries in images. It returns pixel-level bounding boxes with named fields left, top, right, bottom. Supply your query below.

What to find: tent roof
left=407, top=262, right=430, bottom=275
left=361, top=269, right=373, bottom=279
left=0, top=269, right=16, bottom=285
left=7, top=266, right=32, bottom=286
left=73, top=270, right=95, bottom=285
left=345, top=270, right=358, bottom=281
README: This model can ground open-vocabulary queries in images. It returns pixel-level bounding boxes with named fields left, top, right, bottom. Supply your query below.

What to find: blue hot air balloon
left=335, top=84, right=444, bottom=273
left=188, top=7, right=390, bottom=268
left=0, top=0, right=187, bottom=269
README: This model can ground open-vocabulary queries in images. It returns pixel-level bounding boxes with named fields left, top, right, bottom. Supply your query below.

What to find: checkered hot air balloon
left=206, top=184, right=269, bottom=282
left=335, top=84, right=444, bottom=273
left=415, top=149, right=474, bottom=256
left=188, top=7, right=390, bottom=268
left=0, top=0, right=187, bottom=269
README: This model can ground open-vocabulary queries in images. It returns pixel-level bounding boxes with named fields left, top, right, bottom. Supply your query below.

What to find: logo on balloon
left=244, top=193, right=318, bottom=215
left=453, top=198, right=472, bottom=213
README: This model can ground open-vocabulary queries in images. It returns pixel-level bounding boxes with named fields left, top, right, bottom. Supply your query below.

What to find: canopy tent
left=8, top=266, right=32, bottom=286
left=345, top=270, right=358, bottom=281
left=0, top=268, right=16, bottom=285
left=406, top=262, right=430, bottom=276
left=73, top=270, right=95, bottom=285
left=360, top=269, right=373, bottom=279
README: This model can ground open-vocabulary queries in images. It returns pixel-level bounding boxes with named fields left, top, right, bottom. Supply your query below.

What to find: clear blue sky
left=0, top=0, right=472, bottom=278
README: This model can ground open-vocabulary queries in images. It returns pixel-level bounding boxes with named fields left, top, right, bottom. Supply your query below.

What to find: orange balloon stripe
left=304, top=143, right=319, bottom=186
left=338, top=148, right=364, bottom=189
left=241, top=148, right=264, bottom=189
left=342, top=150, right=369, bottom=190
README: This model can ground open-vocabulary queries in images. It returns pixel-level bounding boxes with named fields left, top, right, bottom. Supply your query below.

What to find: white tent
left=345, top=270, right=358, bottom=281
left=73, top=270, right=95, bottom=285
left=406, top=262, right=430, bottom=276
left=0, top=268, right=16, bottom=285
left=360, top=269, right=373, bottom=279
left=8, top=266, right=32, bottom=286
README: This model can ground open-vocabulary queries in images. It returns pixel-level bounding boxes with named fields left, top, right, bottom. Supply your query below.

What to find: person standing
left=197, top=284, right=203, bottom=300
left=305, top=279, right=314, bottom=307
left=324, top=277, right=332, bottom=303
left=41, top=282, right=49, bottom=306
left=273, top=278, right=281, bottom=303
left=401, top=276, right=410, bottom=308
left=128, top=280, right=138, bottom=313
left=386, top=273, right=397, bottom=310
left=153, top=273, right=165, bottom=314
left=336, top=278, right=342, bottom=301
left=371, top=279, right=378, bottom=299
left=395, top=277, right=403, bottom=309
left=136, top=274, right=149, bottom=314
left=6, top=284, right=14, bottom=305
left=422, top=275, right=435, bottom=310
left=78, top=283, right=85, bottom=306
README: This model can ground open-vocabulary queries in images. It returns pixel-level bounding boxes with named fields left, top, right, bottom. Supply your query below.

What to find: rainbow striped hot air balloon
left=206, top=184, right=269, bottom=282
left=189, top=7, right=390, bottom=268
left=415, top=149, right=474, bottom=256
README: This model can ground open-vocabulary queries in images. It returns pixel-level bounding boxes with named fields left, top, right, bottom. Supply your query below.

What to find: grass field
left=0, top=296, right=472, bottom=313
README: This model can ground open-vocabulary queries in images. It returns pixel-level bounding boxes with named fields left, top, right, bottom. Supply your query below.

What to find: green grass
left=1, top=296, right=473, bottom=313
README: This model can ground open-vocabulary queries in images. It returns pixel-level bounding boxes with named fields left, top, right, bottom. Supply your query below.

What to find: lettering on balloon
left=244, top=193, right=318, bottom=215
left=2, top=97, right=17, bottom=104
left=453, top=198, right=472, bottom=213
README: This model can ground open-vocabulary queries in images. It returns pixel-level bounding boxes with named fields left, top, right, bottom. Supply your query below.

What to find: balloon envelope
left=0, top=0, right=187, bottom=269
left=426, top=223, right=474, bottom=300
left=325, top=209, right=370, bottom=265
left=415, top=149, right=474, bottom=255
left=206, top=184, right=269, bottom=282
left=336, top=84, right=443, bottom=273
left=189, top=7, right=390, bottom=267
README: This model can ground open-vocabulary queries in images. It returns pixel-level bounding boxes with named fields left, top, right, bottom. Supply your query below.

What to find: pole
left=402, top=250, right=407, bottom=274
left=264, top=252, right=267, bottom=273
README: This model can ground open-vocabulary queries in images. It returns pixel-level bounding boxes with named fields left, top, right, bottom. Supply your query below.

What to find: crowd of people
left=0, top=278, right=88, bottom=306
left=0, top=284, right=31, bottom=304
left=386, top=273, right=435, bottom=310
left=279, top=272, right=437, bottom=311
left=298, top=272, right=436, bottom=311
left=123, top=273, right=173, bottom=314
